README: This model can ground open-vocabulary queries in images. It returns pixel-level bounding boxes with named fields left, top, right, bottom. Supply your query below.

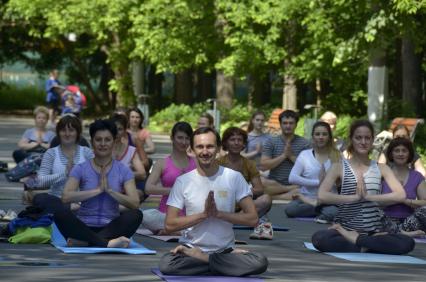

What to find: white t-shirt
left=288, top=149, right=331, bottom=198
left=167, top=166, right=252, bottom=253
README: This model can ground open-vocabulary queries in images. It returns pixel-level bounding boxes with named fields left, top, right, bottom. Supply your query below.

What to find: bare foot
left=401, top=230, right=426, bottom=238
left=107, top=236, right=130, bottom=248
left=329, top=223, right=360, bottom=245
left=231, top=248, right=249, bottom=254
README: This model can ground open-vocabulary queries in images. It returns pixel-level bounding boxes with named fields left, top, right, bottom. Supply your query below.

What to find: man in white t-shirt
left=159, top=127, right=268, bottom=276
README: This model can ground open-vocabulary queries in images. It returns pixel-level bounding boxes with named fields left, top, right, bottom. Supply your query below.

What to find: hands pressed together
left=204, top=190, right=218, bottom=218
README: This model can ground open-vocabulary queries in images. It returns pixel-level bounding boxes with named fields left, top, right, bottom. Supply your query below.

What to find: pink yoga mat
left=152, top=268, right=264, bottom=282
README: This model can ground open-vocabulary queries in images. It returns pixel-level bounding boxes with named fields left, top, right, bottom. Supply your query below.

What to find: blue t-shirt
left=45, top=77, right=61, bottom=103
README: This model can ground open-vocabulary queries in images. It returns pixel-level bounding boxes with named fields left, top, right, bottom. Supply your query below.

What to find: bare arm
left=131, top=153, right=146, bottom=180
left=145, top=159, right=171, bottom=195
left=164, top=206, right=208, bottom=233
left=377, top=152, right=387, bottom=164
left=216, top=196, right=258, bottom=227
left=62, top=177, right=102, bottom=203
left=414, top=159, right=426, bottom=177
left=317, top=162, right=360, bottom=205
left=405, top=180, right=426, bottom=208
left=260, top=154, right=286, bottom=171
left=143, top=135, right=155, bottom=154
left=106, top=178, right=140, bottom=209
left=250, top=176, right=264, bottom=197
left=18, top=138, right=40, bottom=151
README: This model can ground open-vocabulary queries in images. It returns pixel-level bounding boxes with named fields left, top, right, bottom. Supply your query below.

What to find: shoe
left=249, top=223, right=263, bottom=239
left=259, top=222, right=273, bottom=240
left=2, top=210, right=17, bottom=221
left=315, top=215, right=330, bottom=224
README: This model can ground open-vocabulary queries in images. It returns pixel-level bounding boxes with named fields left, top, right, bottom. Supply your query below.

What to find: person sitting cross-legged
left=159, top=127, right=268, bottom=276
left=54, top=119, right=142, bottom=248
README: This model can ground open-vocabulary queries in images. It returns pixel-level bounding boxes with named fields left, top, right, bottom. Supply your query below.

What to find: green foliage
left=149, top=103, right=209, bottom=133
left=0, top=84, right=45, bottom=110
left=414, top=124, right=426, bottom=164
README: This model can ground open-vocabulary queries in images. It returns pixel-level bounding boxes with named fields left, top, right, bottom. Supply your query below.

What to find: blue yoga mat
left=51, top=223, right=156, bottom=254
left=304, top=242, right=426, bottom=264
left=152, top=268, right=264, bottom=282
left=233, top=225, right=288, bottom=231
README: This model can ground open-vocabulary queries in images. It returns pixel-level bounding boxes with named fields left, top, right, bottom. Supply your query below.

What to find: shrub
left=0, top=84, right=45, bottom=110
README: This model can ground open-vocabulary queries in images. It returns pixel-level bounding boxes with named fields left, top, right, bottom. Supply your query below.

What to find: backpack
left=5, top=154, right=43, bottom=182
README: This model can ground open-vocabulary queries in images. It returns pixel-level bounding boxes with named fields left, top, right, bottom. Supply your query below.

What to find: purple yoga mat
left=152, top=268, right=264, bottom=282
left=294, top=217, right=315, bottom=222
left=414, top=237, right=426, bottom=243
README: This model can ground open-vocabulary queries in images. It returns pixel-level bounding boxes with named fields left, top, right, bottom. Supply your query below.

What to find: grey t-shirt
left=262, top=134, right=311, bottom=185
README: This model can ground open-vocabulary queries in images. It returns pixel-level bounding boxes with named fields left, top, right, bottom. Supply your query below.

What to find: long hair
left=247, top=111, right=266, bottom=133
left=311, top=121, right=340, bottom=163
left=346, top=120, right=374, bottom=155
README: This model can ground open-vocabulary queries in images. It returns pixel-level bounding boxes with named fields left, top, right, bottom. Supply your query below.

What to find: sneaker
left=315, top=215, right=330, bottom=224
left=259, top=222, right=273, bottom=240
left=249, top=223, right=263, bottom=239
left=2, top=210, right=17, bottom=221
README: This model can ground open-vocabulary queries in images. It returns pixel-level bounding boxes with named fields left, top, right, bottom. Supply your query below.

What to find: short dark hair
left=347, top=120, right=374, bottom=154
left=110, top=113, right=129, bottom=131
left=191, top=127, right=221, bottom=149
left=386, top=137, right=415, bottom=164
left=89, top=119, right=118, bottom=140
left=221, top=127, right=247, bottom=151
left=171, top=122, right=193, bottom=138
left=56, top=114, right=82, bottom=143
left=278, top=110, right=299, bottom=123
left=128, top=108, right=145, bottom=129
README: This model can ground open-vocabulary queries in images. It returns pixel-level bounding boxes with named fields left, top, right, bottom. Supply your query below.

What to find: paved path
left=0, top=116, right=425, bottom=281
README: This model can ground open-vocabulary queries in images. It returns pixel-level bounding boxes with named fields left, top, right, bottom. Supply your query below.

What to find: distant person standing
left=197, top=112, right=215, bottom=129
left=45, top=69, right=61, bottom=128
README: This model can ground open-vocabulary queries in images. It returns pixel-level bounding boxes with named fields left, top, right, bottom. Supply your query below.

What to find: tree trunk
left=174, top=69, right=193, bottom=104
left=283, top=59, right=297, bottom=111
left=367, top=48, right=388, bottom=132
left=195, top=69, right=214, bottom=102
left=148, top=65, right=163, bottom=111
left=132, top=60, right=145, bottom=98
left=98, top=62, right=113, bottom=109
left=253, top=73, right=271, bottom=107
left=402, top=37, right=422, bottom=116
left=216, top=71, right=234, bottom=109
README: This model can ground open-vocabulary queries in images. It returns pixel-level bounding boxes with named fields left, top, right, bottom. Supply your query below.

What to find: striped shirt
left=262, top=134, right=311, bottom=185
left=36, top=145, right=94, bottom=197
left=335, top=159, right=383, bottom=233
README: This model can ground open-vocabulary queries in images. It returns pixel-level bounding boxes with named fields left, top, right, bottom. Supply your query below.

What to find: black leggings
left=33, top=193, right=69, bottom=215
left=54, top=209, right=142, bottom=247
left=312, top=229, right=415, bottom=255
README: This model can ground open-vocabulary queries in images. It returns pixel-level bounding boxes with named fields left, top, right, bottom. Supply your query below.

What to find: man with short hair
left=159, top=127, right=268, bottom=276
left=261, top=110, right=311, bottom=199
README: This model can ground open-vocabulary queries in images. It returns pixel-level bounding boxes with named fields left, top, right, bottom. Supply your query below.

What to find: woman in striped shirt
left=312, top=120, right=415, bottom=254
left=28, top=114, right=93, bottom=213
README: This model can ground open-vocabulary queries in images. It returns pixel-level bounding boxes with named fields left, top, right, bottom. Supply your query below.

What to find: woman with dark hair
left=241, top=111, right=271, bottom=169
left=217, top=127, right=273, bottom=240
left=378, top=124, right=426, bottom=177
left=128, top=108, right=155, bottom=154
left=110, top=114, right=146, bottom=181
left=381, top=137, right=426, bottom=236
left=111, top=113, right=147, bottom=202
left=311, top=120, right=414, bottom=254
left=25, top=114, right=94, bottom=213
left=142, top=122, right=196, bottom=234
left=287, top=121, right=340, bottom=223
left=54, top=119, right=142, bottom=248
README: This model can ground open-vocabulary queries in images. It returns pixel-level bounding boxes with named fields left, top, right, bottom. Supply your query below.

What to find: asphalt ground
left=0, top=116, right=425, bottom=281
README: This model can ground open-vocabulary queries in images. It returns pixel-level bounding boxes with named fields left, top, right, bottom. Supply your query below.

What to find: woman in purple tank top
left=381, top=137, right=426, bottom=236
left=142, top=122, right=196, bottom=234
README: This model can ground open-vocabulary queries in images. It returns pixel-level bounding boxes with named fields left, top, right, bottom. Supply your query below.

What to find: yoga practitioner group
left=13, top=106, right=426, bottom=277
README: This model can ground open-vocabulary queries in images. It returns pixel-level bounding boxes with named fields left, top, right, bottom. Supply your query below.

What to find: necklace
left=93, top=158, right=113, bottom=171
